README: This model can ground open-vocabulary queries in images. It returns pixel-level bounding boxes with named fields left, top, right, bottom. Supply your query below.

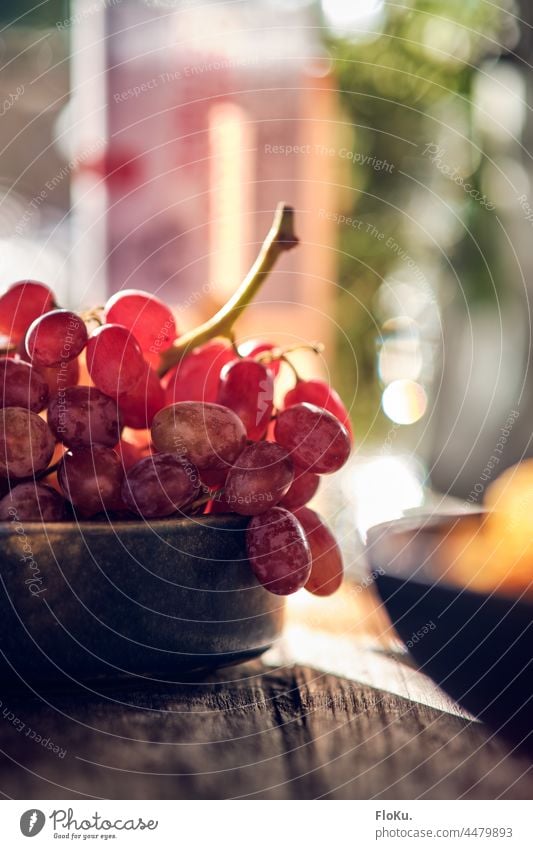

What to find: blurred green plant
left=329, top=0, right=517, bottom=433
left=0, top=1, right=66, bottom=27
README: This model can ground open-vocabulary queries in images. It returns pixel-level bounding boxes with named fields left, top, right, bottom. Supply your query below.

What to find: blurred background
left=0, top=0, right=532, bottom=541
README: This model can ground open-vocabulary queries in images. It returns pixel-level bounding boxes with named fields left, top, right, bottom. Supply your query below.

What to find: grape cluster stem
left=157, top=203, right=298, bottom=377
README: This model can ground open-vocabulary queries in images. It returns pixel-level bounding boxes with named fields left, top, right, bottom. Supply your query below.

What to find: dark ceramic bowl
left=0, top=514, right=284, bottom=686
left=366, top=513, right=533, bottom=754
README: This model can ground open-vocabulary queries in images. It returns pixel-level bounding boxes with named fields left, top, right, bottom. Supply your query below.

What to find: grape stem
left=81, top=307, right=105, bottom=327
left=256, top=341, right=324, bottom=365
left=185, top=489, right=225, bottom=515
left=157, top=203, right=298, bottom=376
left=19, top=460, right=61, bottom=484
left=280, top=354, right=301, bottom=382
left=256, top=341, right=325, bottom=383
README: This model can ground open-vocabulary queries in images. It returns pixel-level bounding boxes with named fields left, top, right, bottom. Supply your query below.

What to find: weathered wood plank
left=0, top=661, right=531, bottom=799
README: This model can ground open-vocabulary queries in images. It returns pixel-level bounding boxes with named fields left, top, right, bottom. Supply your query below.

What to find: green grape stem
left=157, top=203, right=298, bottom=377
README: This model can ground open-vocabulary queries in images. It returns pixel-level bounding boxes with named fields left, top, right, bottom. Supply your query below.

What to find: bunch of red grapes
left=0, top=279, right=352, bottom=597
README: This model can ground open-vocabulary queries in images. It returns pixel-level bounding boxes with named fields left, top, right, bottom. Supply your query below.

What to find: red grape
left=58, top=445, right=124, bottom=516
left=25, top=309, right=87, bottom=367
left=238, top=339, right=281, bottom=377
left=117, top=361, right=166, bottom=428
left=151, top=401, right=247, bottom=470
left=280, top=463, right=320, bottom=509
left=86, top=324, right=145, bottom=396
left=274, top=403, right=351, bottom=474
left=121, top=452, right=200, bottom=518
left=225, top=441, right=293, bottom=515
left=104, top=289, right=177, bottom=354
left=246, top=507, right=312, bottom=595
left=164, top=340, right=235, bottom=404
left=0, top=281, right=54, bottom=341
left=0, top=407, right=55, bottom=478
left=294, top=506, right=344, bottom=596
left=14, top=336, right=79, bottom=393
left=47, top=385, right=121, bottom=448
left=36, top=356, right=80, bottom=395
left=0, top=359, right=49, bottom=412
left=284, top=379, right=352, bottom=437
left=217, top=358, right=274, bottom=441
left=0, top=482, right=69, bottom=522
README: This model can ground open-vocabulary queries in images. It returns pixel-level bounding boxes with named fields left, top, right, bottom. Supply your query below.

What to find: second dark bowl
left=366, top=513, right=533, bottom=755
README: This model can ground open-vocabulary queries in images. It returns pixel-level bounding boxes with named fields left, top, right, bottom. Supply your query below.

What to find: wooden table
left=0, top=583, right=532, bottom=799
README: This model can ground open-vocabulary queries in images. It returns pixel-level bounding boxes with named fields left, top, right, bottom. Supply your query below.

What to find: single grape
left=0, top=482, right=69, bottom=522
left=104, top=289, right=177, bottom=354
left=117, top=361, right=166, bottom=428
left=0, top=358, right=49, bottom=412
left=164, top=340, right=235, bottom=404
left=225, top=441, right=293, bottom=515
left=284, top=379, right=352, bottom=437
left=1, top=409, right=54, bottom=480
left=0, top=407, right=55, bottom=479
left=121, top=452, right=200, bottom=517
left=86, top=323, right=145, bottom=396
left=217, top=358, right=274, bottom=441
left=294, top=507, right=344, bottom=596
left=58, top=445, right=125, bottom=516
left=47, top=385, right=121, bottom=448
left=25, top=309, right=88, bottom=367
left=36, top=356, right=80, bottom=395
left=0, top=281, right=54, bottom=341
left=280, top=463, right=320, bottom=509
left=238, top=339, right=281, bottom=377
left=246, top=507, right=312, bottom=595
left=274, top=403, right=351, bottom=474
left=151, top=401, right=247, bottom=470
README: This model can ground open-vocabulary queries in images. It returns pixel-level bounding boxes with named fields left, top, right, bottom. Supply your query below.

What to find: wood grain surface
left=0, top=585, right=531, bottom=800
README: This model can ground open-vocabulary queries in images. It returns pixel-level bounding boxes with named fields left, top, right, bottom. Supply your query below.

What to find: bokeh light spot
left=382, top=379, right=427, bottom=425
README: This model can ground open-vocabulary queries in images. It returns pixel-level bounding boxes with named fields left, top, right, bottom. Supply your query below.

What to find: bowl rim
left=366, top=509, right=486, bottom=538
left=0, top=512, right=249, bottom=536
left=366, top=510, right=533, bottom=611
